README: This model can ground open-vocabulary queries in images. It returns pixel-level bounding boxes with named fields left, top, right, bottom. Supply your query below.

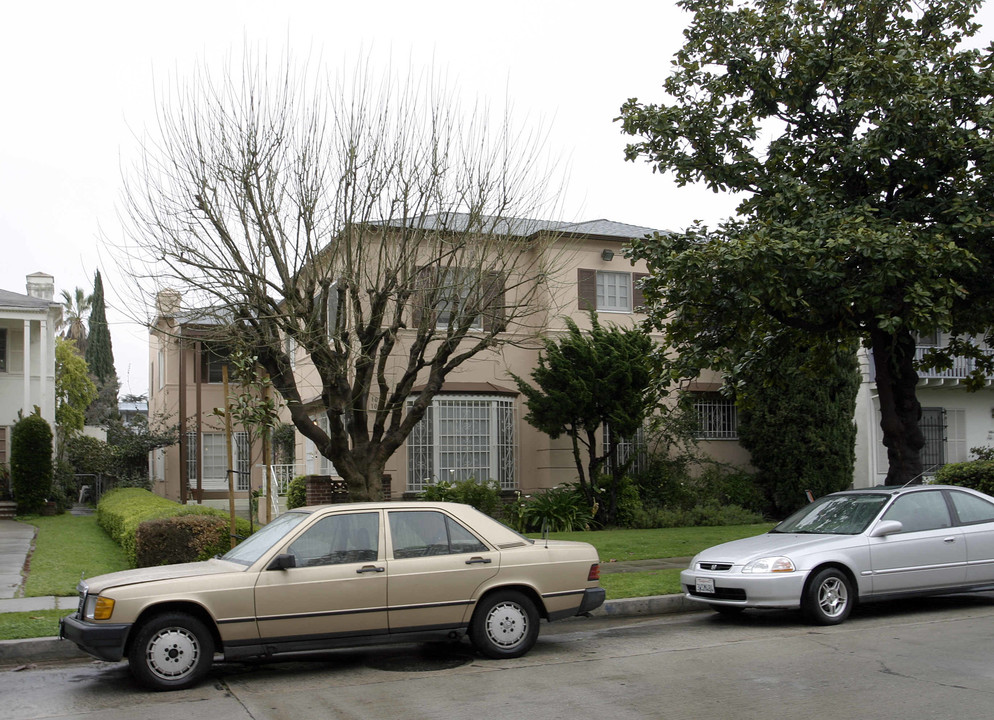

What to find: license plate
left=695, top=577, right=715, bottom=594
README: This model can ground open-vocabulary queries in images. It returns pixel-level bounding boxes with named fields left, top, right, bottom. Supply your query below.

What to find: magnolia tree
left=115, top=56, right=567, bottom=500
left=618, top=0, right=994, bottom=484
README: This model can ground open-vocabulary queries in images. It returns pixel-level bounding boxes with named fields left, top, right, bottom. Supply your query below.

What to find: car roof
left=835, top=484, right=982, bottom=498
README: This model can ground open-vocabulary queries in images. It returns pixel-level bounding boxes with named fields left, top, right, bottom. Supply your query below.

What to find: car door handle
left=357, top=565, right=385, bottom=574
left=943, top=537, right=957, bottom=543
left=466, top=557, right=492, bottom=565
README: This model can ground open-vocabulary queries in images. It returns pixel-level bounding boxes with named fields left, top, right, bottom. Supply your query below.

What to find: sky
left=2, top=0, right=992, bottom=398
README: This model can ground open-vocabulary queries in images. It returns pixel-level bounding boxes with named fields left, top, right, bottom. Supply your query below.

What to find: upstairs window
left=577, top=270, right=647, bottom=313
left=0, top=328, right=7, bottom=372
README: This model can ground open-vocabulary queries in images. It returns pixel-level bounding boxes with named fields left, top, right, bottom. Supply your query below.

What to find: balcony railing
left=262, top=464, right=301, bottom=518
left=869, top=347, right=977, bottom=383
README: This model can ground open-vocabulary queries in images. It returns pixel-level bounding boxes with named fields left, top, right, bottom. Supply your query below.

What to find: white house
left=0, top=273, right=61, bottom=464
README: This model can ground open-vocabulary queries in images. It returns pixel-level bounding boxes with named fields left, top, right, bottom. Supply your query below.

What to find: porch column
left=39, top=318, right=48, bottom=424
left=22, top=320, right=31, bottom=416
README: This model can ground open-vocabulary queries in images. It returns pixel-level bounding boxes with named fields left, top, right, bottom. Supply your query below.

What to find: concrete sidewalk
left=0, top=516, right=699, bottom=665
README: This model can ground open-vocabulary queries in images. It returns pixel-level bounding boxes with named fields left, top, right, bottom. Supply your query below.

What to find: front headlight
left=742, top=556, right=795, bottom=573
left=82, top=595, right=116, bottom=621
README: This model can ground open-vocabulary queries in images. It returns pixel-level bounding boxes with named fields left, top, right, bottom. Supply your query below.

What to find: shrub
left=625, top=501, right=763, bottom=529
left=98, top=487, right=251, bottom=566
left=419, top=478, right=502, bottom=517
left=11, top=412, right=54, bottom=514
left=135, top=515, right=230, bottom=567
left=522, top=484, right=594, bottom=532
left=286, top=476, right=307, bottom=509
left=935, top=460, right=994, bottom=496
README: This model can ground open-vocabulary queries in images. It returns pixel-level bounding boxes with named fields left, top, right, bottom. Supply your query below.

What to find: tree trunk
left=871, top=328, right=925, bottom=485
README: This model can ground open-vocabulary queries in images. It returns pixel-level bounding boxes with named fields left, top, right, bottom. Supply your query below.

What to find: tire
left=469, top=590, right=540, bottom=659
left=128, top=612, right=215, bottom=691
left=803, top=568, right=854, bottom=625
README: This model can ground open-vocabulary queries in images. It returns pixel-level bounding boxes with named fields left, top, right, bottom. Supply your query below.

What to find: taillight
left=587, top=563, right=600, bottom=581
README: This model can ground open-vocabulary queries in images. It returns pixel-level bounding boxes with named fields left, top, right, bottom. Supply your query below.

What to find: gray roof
left=0, top=287, right=56, bottom=311
left=377, top=213, right=663, bottom=240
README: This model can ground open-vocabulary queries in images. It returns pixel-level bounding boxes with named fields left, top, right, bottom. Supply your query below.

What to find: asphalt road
left=4, top=595, right=994, bottom=720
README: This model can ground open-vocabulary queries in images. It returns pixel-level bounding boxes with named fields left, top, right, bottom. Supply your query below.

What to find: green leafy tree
left=11, top=410, right=54, bottom=513
left=513, top=314, right=656, bottom=524
left=736, top=338, right=861, bottom=514
left=618, top=0, right=994, bottom=485
left=85, top=270, right=120, bottom=424
left=54, top=337, right=98, bottom=460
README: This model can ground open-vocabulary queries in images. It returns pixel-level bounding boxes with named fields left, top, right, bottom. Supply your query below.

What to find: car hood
left=695, top=532, right=861, bottom=564
left=82, top=558, right=246, bottom=594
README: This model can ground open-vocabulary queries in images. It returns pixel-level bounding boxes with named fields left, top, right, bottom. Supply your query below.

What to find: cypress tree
left=85, top=270, right=115, bottom=383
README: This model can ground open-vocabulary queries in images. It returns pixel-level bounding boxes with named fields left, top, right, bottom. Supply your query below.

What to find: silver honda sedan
left=681, top=484, right=994, bottom=624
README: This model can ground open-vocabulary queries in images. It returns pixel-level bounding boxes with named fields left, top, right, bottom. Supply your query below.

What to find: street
left=4, top=596, right=994, bottom=720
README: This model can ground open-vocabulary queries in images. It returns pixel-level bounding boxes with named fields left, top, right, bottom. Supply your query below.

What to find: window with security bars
left=603, top=425, right=647, bottom=474
left=186, top=431, right=251, bottom=491
left=407, top=396, right=516, bottom=493
left=693, top=393, right=738, bottom=439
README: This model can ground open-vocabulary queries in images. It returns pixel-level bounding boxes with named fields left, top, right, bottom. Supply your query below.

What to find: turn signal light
left=587, top=563, right=601, bottom=581
left=93, top=597, right=115, bottom=620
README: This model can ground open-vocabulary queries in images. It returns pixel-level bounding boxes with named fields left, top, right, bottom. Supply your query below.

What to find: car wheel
left=470, top=590, right=540, bottom=659
left=803, top=568, right=853, bottom=625
left=128, top=612, right=215, bottom=691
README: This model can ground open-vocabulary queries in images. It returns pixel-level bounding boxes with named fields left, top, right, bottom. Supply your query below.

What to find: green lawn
left=19, top=514, right=130, bottom=597
left=529, top=523, right=774, bottom=562
left=0, top=609, right=66, bottom=641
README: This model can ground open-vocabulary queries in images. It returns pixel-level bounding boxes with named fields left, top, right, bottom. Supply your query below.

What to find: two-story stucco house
left=147, top=217, right=752, bottom=514
left=0, top=273, right=61, bottom=466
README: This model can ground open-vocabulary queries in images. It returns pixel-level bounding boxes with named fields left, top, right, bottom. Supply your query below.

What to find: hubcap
left=486, top=602, right=528, bottom=649
left=146, top=627, right=200, bottom=680
left=818, top=577, right=848, bottom=618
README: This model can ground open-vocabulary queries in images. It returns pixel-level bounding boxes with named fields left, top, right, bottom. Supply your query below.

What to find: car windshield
left=220, top=511, right=309, bottom=566
left=773, top=494, right=890, bottom=535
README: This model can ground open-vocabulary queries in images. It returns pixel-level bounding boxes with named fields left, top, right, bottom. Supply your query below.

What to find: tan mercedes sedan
left=60, top=501, right=605, bottom=690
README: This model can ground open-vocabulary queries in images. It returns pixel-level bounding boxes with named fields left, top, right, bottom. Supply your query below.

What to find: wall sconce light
left=601, top=248, right=615, bottom=262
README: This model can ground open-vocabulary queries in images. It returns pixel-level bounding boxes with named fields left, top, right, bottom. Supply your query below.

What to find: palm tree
left=60, top=286, right=91, bottom=356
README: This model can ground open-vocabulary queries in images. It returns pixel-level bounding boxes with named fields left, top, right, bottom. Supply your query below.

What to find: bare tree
left=114, top=55, right=568, bottom=500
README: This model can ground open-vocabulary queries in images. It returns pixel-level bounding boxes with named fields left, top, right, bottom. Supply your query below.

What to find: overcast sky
left=2, top=0, right=992, bottom=398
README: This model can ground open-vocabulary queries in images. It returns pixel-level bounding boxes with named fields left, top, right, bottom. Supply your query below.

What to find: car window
left=222, top=511, right=309, bottom=566
left=389, top=510, right=489, bottom=558
left=775, top=494, right=889, bottom=534
left=286, top=512, right=379, bottom=567
left=881, top=491, right=952, bottom=533
left=948, top=490, right=994, bottom=525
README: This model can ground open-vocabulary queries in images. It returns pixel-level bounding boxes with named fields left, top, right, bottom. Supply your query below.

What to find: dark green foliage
left=135, top=515, right=230, bottom=567
left=619, top=0, right=994, bottom=485
left=97, top=487, right=250, bottom=566
left=519, top=484, right=594, bottom=533
left=105, top=415, right=177, bottom=486
left=285, top=476, right=307, bottom=510
left=935, top=461, right=994, bottom=496
left=513, top=313, right=656, bottom=523
left=84, top=270, right=115, bottom=384
left=272, top=423, right=296, bottom=464
left=11, top=412, right=53, bottom=514
left=736, top=341, right=860, bottom=515
left=66, top=434, right=116, bottom=475
left=419, top=478, right=502, bottom=518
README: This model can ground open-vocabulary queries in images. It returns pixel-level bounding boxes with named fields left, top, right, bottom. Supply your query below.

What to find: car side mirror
left=869, top=520, right=903, bottom=538
left=266, top=553, right=297, bottom=570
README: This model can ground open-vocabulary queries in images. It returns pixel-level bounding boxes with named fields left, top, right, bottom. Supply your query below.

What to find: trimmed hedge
left=935, top=460, right=994, bottom=496
left=135, top=515, right=231, bottom=567
left=98, top=488, right=252, bottom=566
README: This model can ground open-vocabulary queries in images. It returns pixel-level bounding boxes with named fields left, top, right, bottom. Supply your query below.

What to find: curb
left=0, top=595, right=702, bottom=667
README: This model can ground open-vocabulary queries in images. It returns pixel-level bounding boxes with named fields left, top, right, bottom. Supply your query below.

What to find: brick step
left=0, top=501, right=16, bottom=519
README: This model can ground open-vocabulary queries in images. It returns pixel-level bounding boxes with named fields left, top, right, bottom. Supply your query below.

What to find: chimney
left=156, top=289, right=182, bottom=316
left=26, top=272, right=55, bottom=301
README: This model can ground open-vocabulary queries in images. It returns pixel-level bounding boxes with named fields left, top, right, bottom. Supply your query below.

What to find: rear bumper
left=578, top=587, right=606, bottom=614
left=59, top=614, right=131, bottom=662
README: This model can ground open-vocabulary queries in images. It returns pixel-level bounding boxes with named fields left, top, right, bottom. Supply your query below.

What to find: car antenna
left=900, top=471, right=928, bottom=489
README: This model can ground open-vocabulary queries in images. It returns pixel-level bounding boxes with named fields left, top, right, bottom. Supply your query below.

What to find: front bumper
left=679, top=568, right=808, bottom=609
left=59, top=614, right=132, bottom=662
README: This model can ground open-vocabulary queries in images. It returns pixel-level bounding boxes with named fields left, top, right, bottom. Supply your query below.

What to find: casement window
left=0, top=328, right=7, bottom=372
left=0, top=426, right=7, bottom=464
left=157, top=348, right=165, bottom=389
left=577, top=270, right=647, bottom=313
left=692, top=392, right=738, bottom=439
left=413, top=268, right=506, bottom=332
left=407, top=395, right=516, bottom=493
left=199, top=345, right=228, bottom=384
left=186, top=431, right=250, bottom=491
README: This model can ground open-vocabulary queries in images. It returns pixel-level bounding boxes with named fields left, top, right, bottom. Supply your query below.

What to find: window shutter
left=481, top=271, right=507, bottom=332
left=633, top=273, right=648, bottom=312
left=577, top=269, right=596, bottom=311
